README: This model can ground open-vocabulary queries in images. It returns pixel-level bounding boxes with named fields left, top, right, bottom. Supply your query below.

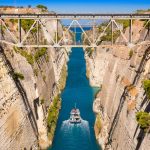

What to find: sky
left=0, top=0, right=150, bottom=13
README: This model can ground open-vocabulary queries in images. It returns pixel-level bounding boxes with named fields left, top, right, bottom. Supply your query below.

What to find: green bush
left=14, top=47, right=48, bottom=65
left=136, top=111, right=150, bottom=130
left=143, top=20, right=150, bottom=29
left=47, top=95, right=61, bottom=140
left=116, top=20, right=130, bottom=30
left=13, top=46, right=34, bottom=65
left=34, top=47, right=47, bottom=61
left=129, top=49, right=133, bottom=58
left=9, top=19, right=18, bottom=24
left=136, top=9, right=150, bottom=14
left=58, top=65, right=67, bottom=91
left=143, top=80, right=150, bottom=99
left=86, top=47, right=94, bottom=57
left=96, top=114, right=101, bottom=130
left=40, top=99, right=45, bottom=105
left=45, top=54, right=49, bottom=62
left=94, top=114, right=102, bottom=135
left=97, top=21, right=129, bottom=43
left=97, top=22, right=108, bottom=32
left=21, top=19, right=35, bottom=32
left=100, top=30, right=120, bottom=43
left=36, top=4, right=48, bottom=12
left=21, top=19, right=40, bottom=33
left=98, top=25, right=103, bottom=33
left=26, top=54, right=34, bottom=65
left=0, top=25, right=6, bottom=33
left=33, top=68, right=38, bottom=76
left=13, top=72, right=24, bottom=80
left=13, top=46, right=20, bottom=53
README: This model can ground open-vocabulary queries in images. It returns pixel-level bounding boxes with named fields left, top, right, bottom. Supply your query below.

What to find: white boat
left=69, top=104, right=81, bottom=124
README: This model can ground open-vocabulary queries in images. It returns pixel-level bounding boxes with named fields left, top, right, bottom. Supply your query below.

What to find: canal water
left=50, top=28, right=101, bottom=150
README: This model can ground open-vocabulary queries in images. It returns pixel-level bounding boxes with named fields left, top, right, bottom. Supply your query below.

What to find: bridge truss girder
left=0, top=14, right=150, bottom=48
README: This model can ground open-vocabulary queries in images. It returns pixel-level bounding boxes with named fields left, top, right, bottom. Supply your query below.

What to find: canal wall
left=0, top=8, right=71, bottom=150
left=85, top=20, right=150, bottom=150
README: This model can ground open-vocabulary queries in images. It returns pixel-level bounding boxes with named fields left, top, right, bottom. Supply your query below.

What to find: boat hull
left=69, top=120, right=81, bottom=124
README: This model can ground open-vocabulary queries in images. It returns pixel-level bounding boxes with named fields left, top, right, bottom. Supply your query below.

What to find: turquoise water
left=50, top=28, right=101, bottom=150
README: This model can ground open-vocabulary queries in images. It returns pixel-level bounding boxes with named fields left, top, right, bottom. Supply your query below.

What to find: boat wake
left=58, top=119, right=92, bottom=150
left=61, top=119, right=90, bottom=133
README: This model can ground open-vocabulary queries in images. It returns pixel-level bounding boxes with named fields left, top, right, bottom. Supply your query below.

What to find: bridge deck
left=0, top=13, right=150, bottom=19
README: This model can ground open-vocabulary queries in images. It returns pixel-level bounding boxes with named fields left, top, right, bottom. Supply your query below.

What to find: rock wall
left=85, top=21, right=150, bottom=150
left=0, top=16, right=71, bottom=149
left=0, top=48, right=38, bottom=150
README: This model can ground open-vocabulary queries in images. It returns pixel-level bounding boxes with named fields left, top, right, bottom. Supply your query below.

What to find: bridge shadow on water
left=49, top=28, right=101, bottom=150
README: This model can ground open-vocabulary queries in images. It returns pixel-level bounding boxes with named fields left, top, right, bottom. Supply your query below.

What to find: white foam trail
left=59, top=118, right=92, bottom=150
left=61, top=119, right=90, bottom=136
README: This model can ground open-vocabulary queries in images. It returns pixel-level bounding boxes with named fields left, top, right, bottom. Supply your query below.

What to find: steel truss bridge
left=0, top=13, right=150, bottom=48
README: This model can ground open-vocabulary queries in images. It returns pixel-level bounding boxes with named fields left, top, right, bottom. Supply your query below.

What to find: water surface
left=50, top=28, right=101, bottom=150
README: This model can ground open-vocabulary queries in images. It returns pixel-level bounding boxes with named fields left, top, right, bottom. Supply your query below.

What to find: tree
left=136, top=111, right=150, bottom=130
left=36, top=5, right=47, bottom=12
left=143, top=80, right=150, bottom=99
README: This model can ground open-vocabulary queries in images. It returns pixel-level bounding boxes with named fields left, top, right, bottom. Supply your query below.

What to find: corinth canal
left=50, top=28, right=101, bottom=150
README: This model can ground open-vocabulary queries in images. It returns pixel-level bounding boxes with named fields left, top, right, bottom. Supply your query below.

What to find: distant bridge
left=0, top=13, right=150, bottom=48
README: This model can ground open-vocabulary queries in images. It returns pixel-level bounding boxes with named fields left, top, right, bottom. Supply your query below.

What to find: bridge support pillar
left=55, top=19, right=58, bottom=44
left=111, top=20, right=114, bottom=46
left=37, top=20, right=39, bottom=45
left=129, top=19, right=132, bottom=44
left=18, top=19, right=22, bottom=44
left=93, top=19, right=95, bottom=45
left=148, top=21, right=150, bottom=36
left=143, top=20, right=150, bottom=41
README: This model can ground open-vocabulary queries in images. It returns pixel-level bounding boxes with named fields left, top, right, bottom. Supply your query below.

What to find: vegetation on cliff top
left=136, top=111, right=150, bottom=132
left=13, top=46, right=48, bottom=66
left=36, top=4, right=48, bottom=12
left=47, top=95, right=61, bottom=140
left=136, top=9, right=150, bottom=14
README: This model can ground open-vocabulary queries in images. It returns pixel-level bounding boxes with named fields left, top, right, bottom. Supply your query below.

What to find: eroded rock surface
left=85, top=20, right=150, bottom=150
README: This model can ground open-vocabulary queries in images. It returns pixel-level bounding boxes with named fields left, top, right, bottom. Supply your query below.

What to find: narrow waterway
left=50, top=28, right=101, bottom=150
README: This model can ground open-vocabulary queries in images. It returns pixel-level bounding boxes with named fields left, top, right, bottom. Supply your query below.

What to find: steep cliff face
left=0, top=9, right=71, bottom=149
left=85, top=20, right=150, bottom=150
left=0, top=48, right=38, bottom=150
